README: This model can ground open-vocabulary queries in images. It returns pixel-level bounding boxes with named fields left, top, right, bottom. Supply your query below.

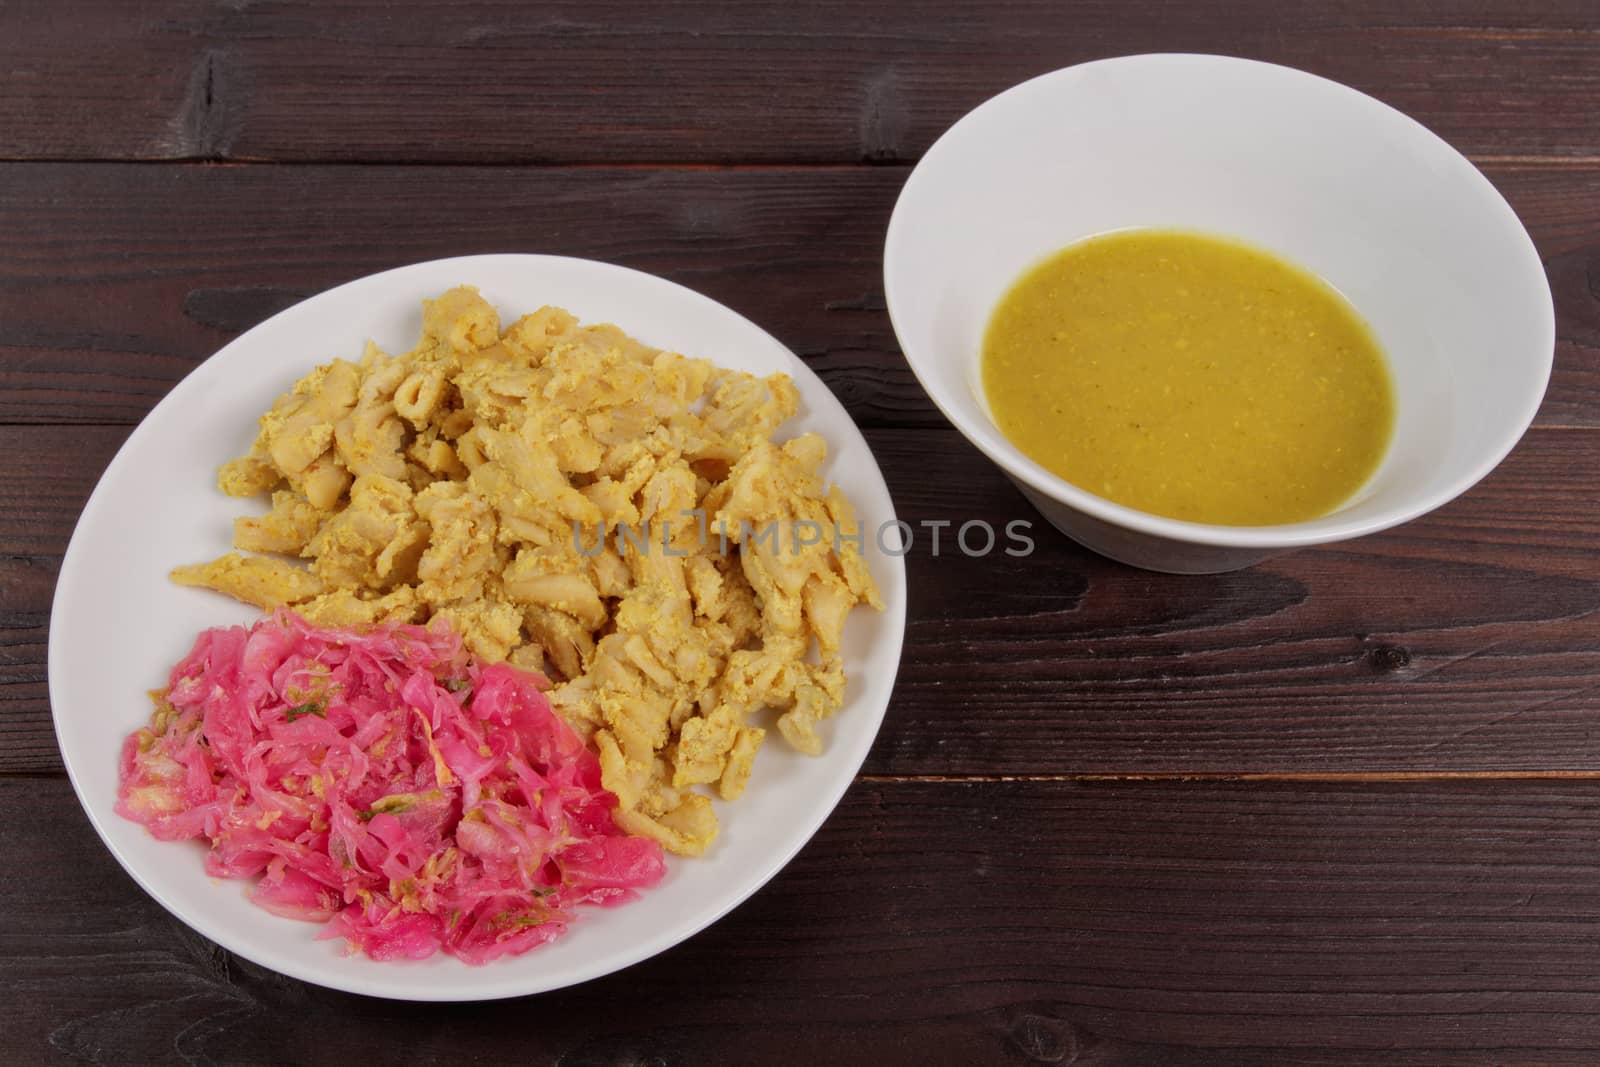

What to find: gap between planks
left=0, top=157, right=902, bottom=170
left=0, top=156, right=1597, bottom=169
left=858, top=771, right=1600, bottom=783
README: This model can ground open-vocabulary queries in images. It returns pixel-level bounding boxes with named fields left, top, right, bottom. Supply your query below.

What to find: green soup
left=981, top=229, right=1395, bottom=526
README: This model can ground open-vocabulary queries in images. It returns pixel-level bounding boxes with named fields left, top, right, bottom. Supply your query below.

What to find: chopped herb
left=488, top=908, right=551, bottom=931
left=369, top=794, right=415, bottom=816
left=445, top=678, right=472, bottom=693
left=358, top=789, right=442, bottom=821
left=285, top=701, right=325, bottom=722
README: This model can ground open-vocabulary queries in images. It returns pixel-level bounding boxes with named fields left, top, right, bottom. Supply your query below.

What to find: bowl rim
left=883, top=52, right=1555, bottom=550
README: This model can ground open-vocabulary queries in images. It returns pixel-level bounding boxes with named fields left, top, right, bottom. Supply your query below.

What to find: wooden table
left=4, top=3, right=1598, bottom=1062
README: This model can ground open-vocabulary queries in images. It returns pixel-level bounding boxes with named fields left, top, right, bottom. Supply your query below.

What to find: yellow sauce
left=981, top=229, right=1395, bottom=526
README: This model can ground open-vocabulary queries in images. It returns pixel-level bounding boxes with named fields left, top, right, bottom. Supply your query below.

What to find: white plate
left=49, top=255, right=907, bottom=1001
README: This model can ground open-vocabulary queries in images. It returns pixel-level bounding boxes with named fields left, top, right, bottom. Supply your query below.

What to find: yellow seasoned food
left=982, top=229, right=1395, bottom=525
left=177, top=287, right=882, bottom=855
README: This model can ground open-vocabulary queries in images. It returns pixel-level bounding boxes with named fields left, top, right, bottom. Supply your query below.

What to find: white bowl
left=884, top=54, right=1554, bottom=573
left=50, top=254, right=907, bottom=1000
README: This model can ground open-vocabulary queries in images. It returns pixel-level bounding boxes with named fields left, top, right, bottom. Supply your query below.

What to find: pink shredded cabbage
left=116, top=611, right=665, bottom=964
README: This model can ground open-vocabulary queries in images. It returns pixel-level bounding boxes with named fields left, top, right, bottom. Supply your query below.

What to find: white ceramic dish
left=49, top=254, right=907, bottom=1001
left=884, top=53, right=1554, bottom=573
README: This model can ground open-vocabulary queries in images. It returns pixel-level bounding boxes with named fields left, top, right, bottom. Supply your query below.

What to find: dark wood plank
left=3, top=1, right=1599, bottom=164
left=0, top=164, right=926, bottom=429
left=0, top=163, right=1596, bottom=429
left=9, top=775, right=1600, bottom=1063
left=8, top=423, right=1597, bottom=777
left=880, top=428, right=1600, bottom=777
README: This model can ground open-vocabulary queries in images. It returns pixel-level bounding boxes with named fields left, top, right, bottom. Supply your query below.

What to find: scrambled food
left=173, top=287, right=881, bottom=855
left=117, top=612, right=665, bottom=963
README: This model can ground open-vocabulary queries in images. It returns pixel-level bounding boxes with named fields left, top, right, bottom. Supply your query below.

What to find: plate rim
left=48, top=253, right=908, bottom=1001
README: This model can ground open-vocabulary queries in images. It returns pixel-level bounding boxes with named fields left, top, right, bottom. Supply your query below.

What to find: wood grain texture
left=9, top=424, right=1596, bottom=777
left=7, top=4, right=1600, bottom=1055
left=9, top=776, right=1600, bottom=1064
left=0, top=163, right=1596, bottom=428
left=3, top=1, right=1600, bottom=164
